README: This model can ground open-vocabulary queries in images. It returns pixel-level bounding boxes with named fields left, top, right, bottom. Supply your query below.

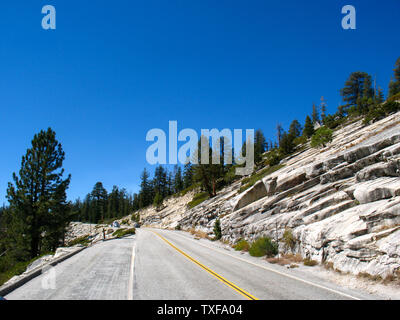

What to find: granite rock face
left=141, top=112, right=400, bottom=278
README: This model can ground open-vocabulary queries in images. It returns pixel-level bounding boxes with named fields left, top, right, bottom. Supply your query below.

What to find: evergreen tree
left=320, top=96, right=327, bottom=121
left=153, top=192, right=163, bottom=211
left=288, top=120, right=302, bottom=138
left=312, top=103, right=320, bottom=124
left=340, top=71, right=374, bottom=114
left=389, top=57, right=400, bottom=98
left=153, top=165, right=167, bottom=199
left=6, top=128, right=71, bottom=258
left=183, top=162, right=194, bottom=188
left=303, top=116, right=314, bottom=138
left=173, top=165, right=184, bottom=193
left=276, top=124, right=283, bottom=146
left=213, top=218, right=222, bottom=240
left=375, top=87, right=385, bottom=104
left=254, top=129, right=267, bottom=164
left=279, top=131, right=295, bottom=155
left=139, top=168, right=152, bottom=208
left=90, top=182, right=108, bottom=223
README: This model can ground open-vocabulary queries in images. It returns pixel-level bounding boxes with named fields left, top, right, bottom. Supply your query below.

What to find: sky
left=0, top=0, right=399, bottom=204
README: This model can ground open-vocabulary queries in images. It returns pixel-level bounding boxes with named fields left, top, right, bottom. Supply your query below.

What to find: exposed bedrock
left=141, top=113, right=400, bottom=277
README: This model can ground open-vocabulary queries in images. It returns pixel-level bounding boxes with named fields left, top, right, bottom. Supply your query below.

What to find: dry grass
left=266, top=253, right=303, bottom=266
left=303, top=258, right=318, bottom=267
left=357, top=272, right=383, bottom=282
left=323, top=261, right=334, bottom=270
left=188, top=228, right=210, bottom=240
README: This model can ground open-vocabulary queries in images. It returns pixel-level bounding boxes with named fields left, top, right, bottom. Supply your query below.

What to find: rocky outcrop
left=141, top=112, right=400, bottom=278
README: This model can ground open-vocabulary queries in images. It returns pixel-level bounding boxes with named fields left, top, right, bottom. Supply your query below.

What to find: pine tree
left=153, top=192, right=163, bottom=211
left=90, top=182, right=108, bottom=223
left=288, top=120, right=302, bottom=138
left=6, top=128, right=71, bottom=258
left=173, top=165, right=184, bottom=193
left=375, top=87, right=385, bottom=104
left=389, top=57, right=400, bottom=98
left=254, top=129, right=267, bottom=164
left=276, top=124, right=283, bottom=146
left=340, top=71, right=374, bottom=114
left=139, top=168, right=152, bottom=208
left=312, top=103, right=320, bottom=124
left=320, top=96, right=327, bottom=121
left=303, top=116, right=314, bottom=138
left=183, top=162, right=194, bottom=188
left=279, top=131, right=295, bottom=155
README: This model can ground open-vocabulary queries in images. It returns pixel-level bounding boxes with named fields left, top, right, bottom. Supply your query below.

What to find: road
left=5, top=228, right=380, bottom=300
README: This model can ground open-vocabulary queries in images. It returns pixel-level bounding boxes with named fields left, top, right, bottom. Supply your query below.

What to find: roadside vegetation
left=248, top=237, right=278, bottom=257
left=67, top=235, right=91, bottom=247
left=233, top=239, right=250, bottom=251
left=188, top=192, right=209, bottom=209
left=1, top=57, right=399, bottom=291
left=112, top=228, right=136, bottom=239
left=0, top=251, right=54, bottom=286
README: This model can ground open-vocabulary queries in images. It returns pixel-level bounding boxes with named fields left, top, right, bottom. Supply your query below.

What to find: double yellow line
left=152, top=231, right=258, bottom=300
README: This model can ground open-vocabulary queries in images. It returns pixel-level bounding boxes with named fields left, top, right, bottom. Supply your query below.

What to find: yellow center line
left=152, top=231, right=258, bottom=301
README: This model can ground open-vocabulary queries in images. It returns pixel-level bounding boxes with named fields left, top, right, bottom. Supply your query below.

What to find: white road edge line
left=127, top=242, right=136, bottom=300
left=165, top=230, right=361, bottom=300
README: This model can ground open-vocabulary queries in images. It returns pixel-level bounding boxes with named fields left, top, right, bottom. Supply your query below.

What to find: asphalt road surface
left=5, top=228, right=380, bottom=300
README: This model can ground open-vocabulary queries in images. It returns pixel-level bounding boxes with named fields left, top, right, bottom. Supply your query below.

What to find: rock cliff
left=141, top=112, right=400, bottom=278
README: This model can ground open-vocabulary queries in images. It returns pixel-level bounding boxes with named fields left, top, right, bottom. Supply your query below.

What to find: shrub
left=112, top=228, right=136, bottom=238
left=249, top=237, right=278, bottom=257
left=266, top=150, right=282, bottom=166
left=311, top=127, right=333, bottom=148
left=188, top=192, right=209, bottom=209
left=303, top=258, right=318, bottom=266
left=282, top=228, right=296, bottom=251
left=293, top=135, right=307, bottom=146
left=131, top=212, right=140, bottom=223
left=67, top=235, right=90, bottom=247
left=0, top=252, right=55, bottom=286
left=234, top=239, right=250, bottom=251
left=213, top=218, right=222, bottom=240
left=175, top=224, right=181, bottom=230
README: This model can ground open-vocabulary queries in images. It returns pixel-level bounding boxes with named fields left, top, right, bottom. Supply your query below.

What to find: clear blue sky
left=1, top=0, right=399, bottom=204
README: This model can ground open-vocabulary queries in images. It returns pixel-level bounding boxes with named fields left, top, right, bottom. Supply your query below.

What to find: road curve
left=5, top=228, right=380, bottom=300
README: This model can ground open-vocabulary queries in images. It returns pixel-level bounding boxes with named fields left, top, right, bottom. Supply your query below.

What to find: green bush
left=188, top=192, right=209, bottom=209
left=282, top=228, right=296, bottom=251
left=234, top=239, right=250, bottom=251
left=131, top=212, right=140, bottom=223
left=249, top=237, right=278, bottom=257
left=0, top=252, right=55, bottom=286
left=67, top=235, right=90, bottom=247
left=266, top=150, right=282, bottom=166
left=364, top=101, right=400, bottom=124
left=310, top=127, right=333, bottom=148
left=213, top=218, right=222, bottom=240
left=112, top=228, right=136, bottom=238
left=293, top=135, right=307, bottom=146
